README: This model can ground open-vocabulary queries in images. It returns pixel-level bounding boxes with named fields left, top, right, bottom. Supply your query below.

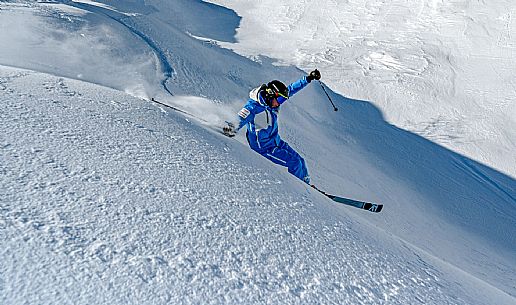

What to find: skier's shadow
left=316, top=90, right=515, bottom=248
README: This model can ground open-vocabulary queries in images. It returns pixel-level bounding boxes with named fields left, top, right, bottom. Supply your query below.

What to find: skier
left=223, top=69, right=321, bottom=184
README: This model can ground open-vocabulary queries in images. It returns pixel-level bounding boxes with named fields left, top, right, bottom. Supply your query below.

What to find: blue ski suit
left=235, top=76, right=311, bottom=184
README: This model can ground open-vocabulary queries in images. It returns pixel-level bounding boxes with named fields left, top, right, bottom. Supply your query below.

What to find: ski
left=311, top=185, right=383, bottom=213
left=149, top=98, right=233, bottom=137
left=150, top=97, right=208, bottom=122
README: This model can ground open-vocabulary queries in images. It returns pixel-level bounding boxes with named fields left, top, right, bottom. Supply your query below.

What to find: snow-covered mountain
left=1, top=1, right=515, bottom=304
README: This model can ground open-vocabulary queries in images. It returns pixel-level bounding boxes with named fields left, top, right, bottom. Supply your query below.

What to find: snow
left=1, top=1, right=515, bottom=304
left=209, top=0, right=516, bottom=178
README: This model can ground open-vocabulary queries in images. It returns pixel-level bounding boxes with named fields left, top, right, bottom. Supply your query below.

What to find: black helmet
left=265, top=80, right=289, bottom=101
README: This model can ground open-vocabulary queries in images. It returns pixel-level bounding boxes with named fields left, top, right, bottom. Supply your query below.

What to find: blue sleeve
left=278, top=76, right=310, bottom=104
left=235, top=101, right=256, bottom=131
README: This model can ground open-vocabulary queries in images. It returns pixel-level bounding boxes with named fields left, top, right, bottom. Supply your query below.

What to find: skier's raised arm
left=277, top=69, right=321, bottom=105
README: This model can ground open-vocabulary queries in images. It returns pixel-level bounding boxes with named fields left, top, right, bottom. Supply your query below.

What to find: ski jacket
left=235, top=76, right=311, bottom=151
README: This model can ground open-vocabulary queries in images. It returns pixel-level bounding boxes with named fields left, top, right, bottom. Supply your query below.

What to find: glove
left=222, top=121, right=236, bottom=137
left=306, top=69, right=321, bottom=82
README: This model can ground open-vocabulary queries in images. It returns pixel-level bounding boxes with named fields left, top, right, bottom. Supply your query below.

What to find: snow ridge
left=55, top=0, right=175, bottom=95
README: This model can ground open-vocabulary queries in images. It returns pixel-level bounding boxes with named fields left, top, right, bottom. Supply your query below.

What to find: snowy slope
left=1, top=1, right=515, bottom=304
left=1, top=62, right=513, bottom=305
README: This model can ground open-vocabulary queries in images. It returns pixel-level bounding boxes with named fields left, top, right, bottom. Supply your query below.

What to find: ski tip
left=374, top=204, right=383, bottom=213
left=363, top=202, right=383, bottom=213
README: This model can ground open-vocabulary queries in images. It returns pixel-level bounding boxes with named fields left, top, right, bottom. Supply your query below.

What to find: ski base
left=312, top=185, right=383, bottom=213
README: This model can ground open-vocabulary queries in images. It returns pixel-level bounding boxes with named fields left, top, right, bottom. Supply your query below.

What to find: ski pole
left=318, top=81, right=338, bottom=111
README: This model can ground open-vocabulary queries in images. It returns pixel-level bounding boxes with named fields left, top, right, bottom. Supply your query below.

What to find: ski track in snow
left=0, top=1, right=165, bottom=99
left=2, top=66, right=512, bottom=305
left=55, top=0, right=175, bottom=95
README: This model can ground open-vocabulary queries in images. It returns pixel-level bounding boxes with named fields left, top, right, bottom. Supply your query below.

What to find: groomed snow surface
left=1, top=1, right=515, bottom=304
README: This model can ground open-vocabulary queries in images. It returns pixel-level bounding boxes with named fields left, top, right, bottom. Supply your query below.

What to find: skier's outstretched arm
left=278, top=69, right=321, bottom=104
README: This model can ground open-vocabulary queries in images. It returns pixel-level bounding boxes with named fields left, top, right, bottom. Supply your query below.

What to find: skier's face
left=270, top=97, right=280, bottom=108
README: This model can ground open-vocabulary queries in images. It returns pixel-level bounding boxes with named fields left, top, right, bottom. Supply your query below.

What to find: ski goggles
left=276, top=90, right=288, bottom=99
left=267, top=88, right=289, bottom=100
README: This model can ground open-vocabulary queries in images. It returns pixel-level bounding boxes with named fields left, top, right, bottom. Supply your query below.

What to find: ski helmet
left=265, top=80, right=289, bottom=101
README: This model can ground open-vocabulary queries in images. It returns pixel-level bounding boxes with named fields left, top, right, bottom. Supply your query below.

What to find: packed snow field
left=1, top=1, right=515, bottom=304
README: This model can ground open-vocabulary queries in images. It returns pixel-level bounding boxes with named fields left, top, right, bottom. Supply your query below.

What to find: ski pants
left=254, top=140, right=310, bottom=184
